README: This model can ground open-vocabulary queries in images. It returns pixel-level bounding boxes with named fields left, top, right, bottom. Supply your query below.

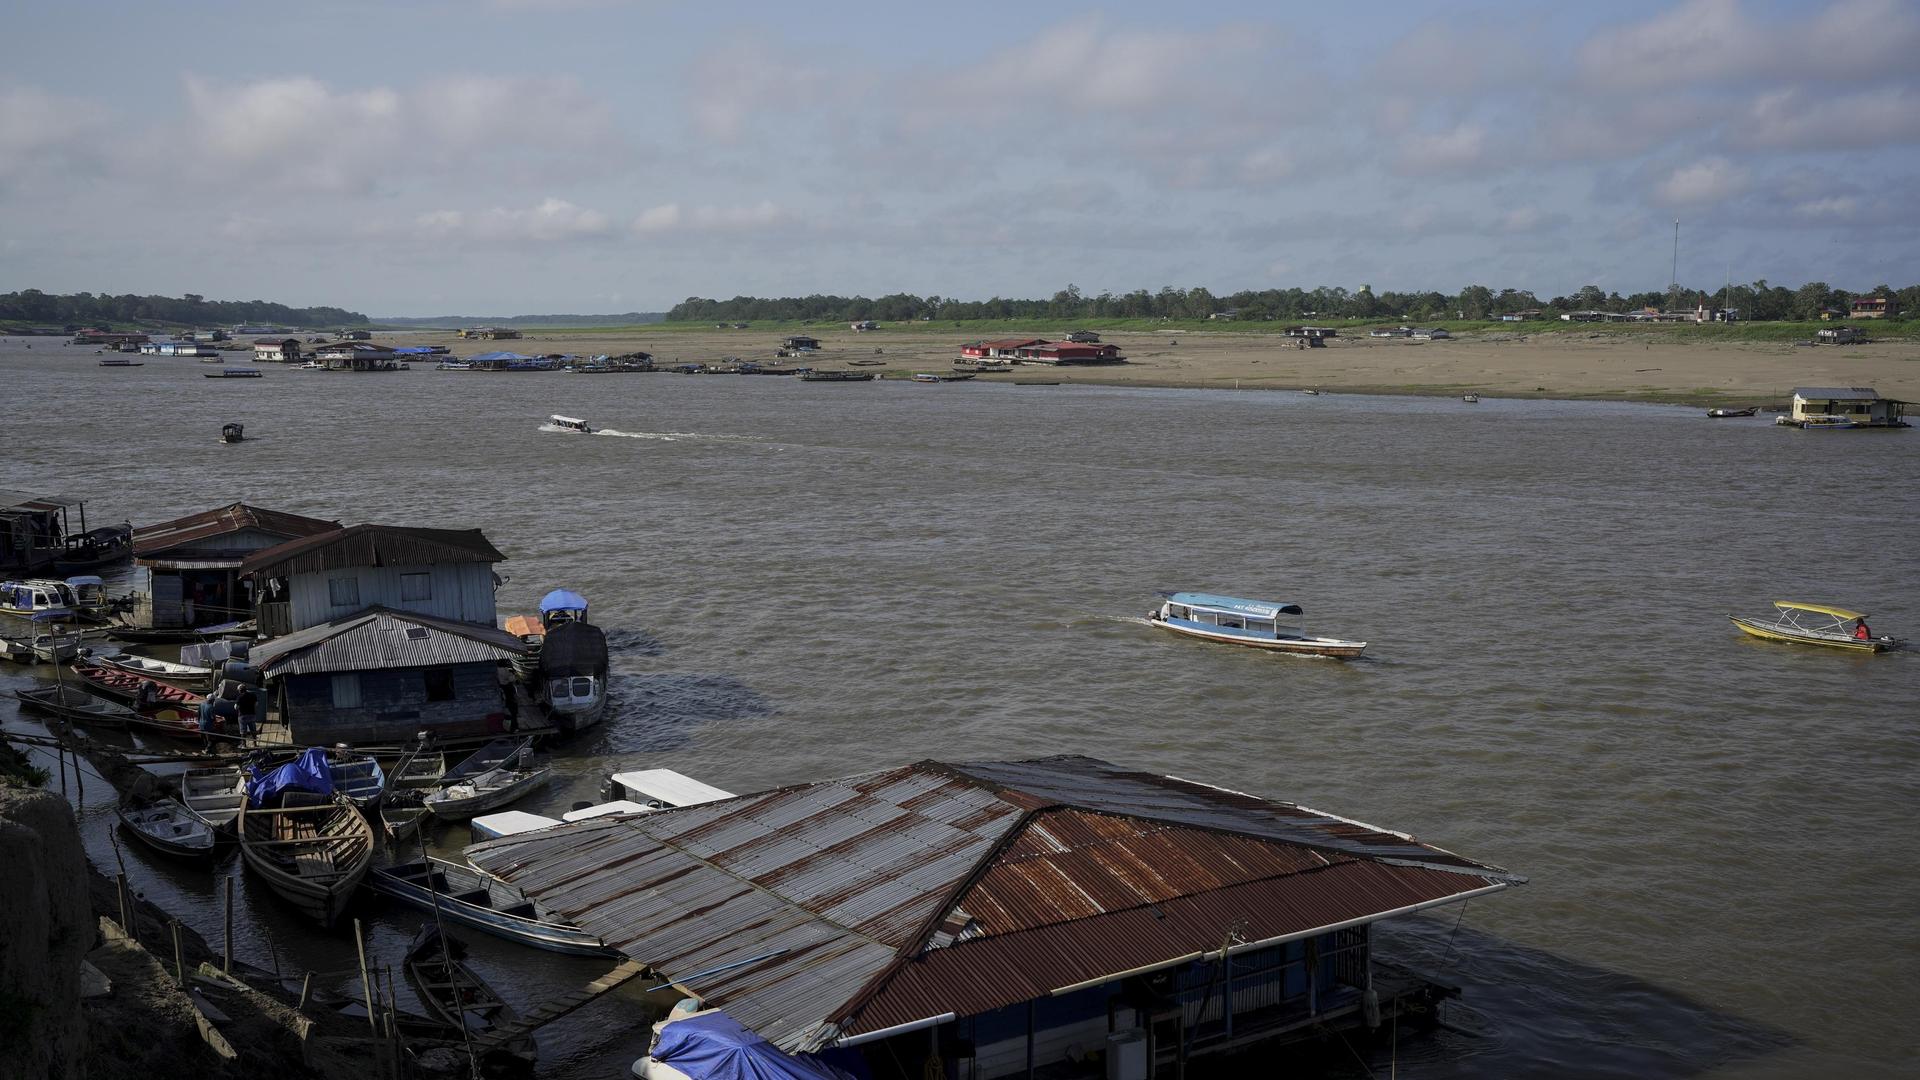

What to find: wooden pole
left=297, top=971, right=313, bottom=1011
left=223, top=875, right=234, bottom=975
left=115, top=873, right=130, bottom=936
left=354, top=918, right=378, bottom=1038
left=171, top=920, right=185, bottom=984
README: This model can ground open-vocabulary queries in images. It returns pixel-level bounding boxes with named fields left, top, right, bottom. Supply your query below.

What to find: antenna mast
left=1669, top=219, right=1680, bottom=309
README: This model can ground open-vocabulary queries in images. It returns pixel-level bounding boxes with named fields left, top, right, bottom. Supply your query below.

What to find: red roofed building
left=961, top=338, right=1048, bottom=361
left=1850, top=296, right=1897, bottom=319
left=1015, top=341, right=1125, bottom=364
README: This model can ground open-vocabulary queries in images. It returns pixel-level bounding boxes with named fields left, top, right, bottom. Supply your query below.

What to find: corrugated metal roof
left=240, top=523, right=505, bottom=577
left=1792, top=386, right=1882, bottom=400
left=0, top=490, right=83, bottom=513
left=467, top=756, right=1519, bottom=1053
left=251, top=606, right=526, bottom=676
left=132, top=503, right=341, bottom=558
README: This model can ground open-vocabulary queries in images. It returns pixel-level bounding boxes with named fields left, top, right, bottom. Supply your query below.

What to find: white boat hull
left=1152, top=619, right=1367, bottom=658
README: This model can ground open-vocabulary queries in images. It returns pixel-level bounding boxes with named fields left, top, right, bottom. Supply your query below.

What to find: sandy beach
left=388, top=325, right=1920, bottom=405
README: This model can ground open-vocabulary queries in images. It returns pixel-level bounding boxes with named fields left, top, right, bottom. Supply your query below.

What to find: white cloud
left=0, top=86, right=114, bottom=182
left=1732, top=86, right=1920, bottom=151
left=1653, top=158, right=1750, bottom=205
left=1577, top=0, right=1920, bottom=90
left=631, top=201, right=787, bottom=235
left=415, top=197, right=613, bottom=242
left=1394, top=124, right=1490, bottom=174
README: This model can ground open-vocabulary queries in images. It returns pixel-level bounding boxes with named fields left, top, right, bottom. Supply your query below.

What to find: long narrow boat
left=68, top=663, right=207, bottom=737
left=422, top=738, right=543, bottom=820
left=3, top=632, right=82, bottom=664
left=380, top=742, right=447, bottom=842
left=12, top=684, right=137, bottom=728
left=327, top=750, right=386, bottom=811
left=118, top=797, right=218, bottom=862
left=1147, top=592, right=1368, bottom=658
left=363, top=857, right=612, bottom=955
left=84, top=650, right=217, bottom=690
left=238, top=792, right=374, bottom=927
left=1728, top=601, right=1900, bottom=653
left=403, top=926, right=537, bottom=1065
left=180, top=766, right=247, bottom=832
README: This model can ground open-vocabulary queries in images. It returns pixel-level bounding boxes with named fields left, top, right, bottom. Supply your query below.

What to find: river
left=2, top=340, right=1915, bottom=1078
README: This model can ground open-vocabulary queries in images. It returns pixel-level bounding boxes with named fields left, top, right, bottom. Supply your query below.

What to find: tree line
left=670, top=281, right=1917, bottom=324
left=0, top=289, right=369, bottom=329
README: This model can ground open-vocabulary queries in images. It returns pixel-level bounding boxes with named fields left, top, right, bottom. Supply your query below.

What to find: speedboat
left=1706, top=407, right=1757, bottom=418
left=1462, top=393, right=1480, bottom=403
left=220, top=422, right=245, bottom=443
left=549, top=414, right=594, bottom=433
left=1147, top=592, right=1367, bottom=658
left=1728, top=601, right=1899, bottom=652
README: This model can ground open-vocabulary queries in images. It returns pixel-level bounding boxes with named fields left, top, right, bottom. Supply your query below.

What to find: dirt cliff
left=0, top=784, right=90, bottom=1080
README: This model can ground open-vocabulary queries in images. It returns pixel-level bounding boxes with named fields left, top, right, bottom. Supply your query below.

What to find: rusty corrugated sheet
left=466, top=756, right=1518, bottom=1054
left=131, top=502, right=340, bottom=558
left=239, top=523, right=504, bottom=577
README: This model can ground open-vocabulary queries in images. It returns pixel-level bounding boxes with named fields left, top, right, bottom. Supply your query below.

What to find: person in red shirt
left=1854, top=618, right=1872, bottom=640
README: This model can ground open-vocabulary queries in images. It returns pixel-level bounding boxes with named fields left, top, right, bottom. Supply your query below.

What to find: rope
left=1438, top=900, right=1470, bottom=968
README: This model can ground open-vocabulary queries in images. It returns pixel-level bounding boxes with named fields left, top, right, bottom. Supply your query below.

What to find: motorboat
left=117, top=797, right=219, bottom=862
left=403, top=926, right=536, bottom=1066
left=81, top=649, right=216, bottom=689
left=424, top=737, right=548, bottom=820
left=12, top=684, right=136, bottom=728
left=220, top=422, right=245, bottom=443
left=508, top=590, right=609, bottom=733
left=204, top=367, right=263, bottom=378
left=1728, top=601, right=1900, bottom=653
left=380, top=738, right=446, bottom=842
left=599, top=768, right=735, bottom=809
left=326, top=748, right=386, bottom=811
left=1, top=579, right=78, bottom=619
left=1147, top=592, right=1368, bottom=658
left=3, top=630, right=81, bottom=664
left=98, top=357, right=144, bottom=367
left=549, top=414, right=593, bottom=433
left=179, top=766, right=247, bottom=832
left=364, top=857, right=612, bottom=955
left=1706, top=407, right=1757, bottom=418
left=67, top=663, right=206, bottom=736
left=1462, top=393, right=1480, bottom=403
left=56, top=525, right=133, bottom=571
left=912, top=372, right=975, bottom=382
left=799, top=370, right=875, bottom=381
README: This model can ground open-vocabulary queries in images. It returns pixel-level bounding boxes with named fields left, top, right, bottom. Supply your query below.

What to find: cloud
left=1731, top=86, right=1920, bottom=151
left=1652, top=157, right=1750, bottom=205
left=415, top=197, right=614, bottom=242
left=0, top=85, right=114, bottom=182
left=180, top=74, right=615, bottom=190
left=631, top=201, right=788, bottom=235
left=1577, top=0, right=1920, bottom=90
left=1394, top=124, right=1490, bottom=174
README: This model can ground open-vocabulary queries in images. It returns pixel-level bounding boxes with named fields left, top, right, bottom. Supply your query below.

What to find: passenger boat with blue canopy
left=1728, top=601, right=1900, bottom=653
left=1147, top=592, right=1368, bottom=658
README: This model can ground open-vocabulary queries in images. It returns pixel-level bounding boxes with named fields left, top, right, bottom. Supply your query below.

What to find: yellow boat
left=1728, top=602, right=1898, bottom=653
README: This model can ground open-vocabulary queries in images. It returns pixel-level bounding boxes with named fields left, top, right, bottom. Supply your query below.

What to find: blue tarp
left=538, top=589, right=588, bottom=616
left=392, top=346, right=435, bottom=354
left=246, top=746, right=334, bottom=807
left=469, top=351, right=535, bottom=362
left=651, top=1012, right=867, bottom=1080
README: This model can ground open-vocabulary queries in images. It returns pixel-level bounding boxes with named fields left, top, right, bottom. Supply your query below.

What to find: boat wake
left=537, top=422, right=763, bottom=442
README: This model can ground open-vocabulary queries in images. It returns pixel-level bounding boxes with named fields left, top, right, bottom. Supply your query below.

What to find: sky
left=3, top=0, right=1917, bottom=316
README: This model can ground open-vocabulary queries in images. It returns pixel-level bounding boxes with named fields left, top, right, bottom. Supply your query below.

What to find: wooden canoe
left=403, top=925, right=537, bottom=1065
left=118, top=797, right=218, bottom=862
left=238, top=792, right=373, bottom=927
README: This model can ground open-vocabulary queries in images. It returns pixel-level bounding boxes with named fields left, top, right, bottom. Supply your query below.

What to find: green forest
left=669, top=281, right=1917, bottom=324
left=0, top=289, right=368, bottom=329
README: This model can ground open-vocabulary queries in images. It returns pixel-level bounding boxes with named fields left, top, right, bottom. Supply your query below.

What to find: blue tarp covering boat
left=539, top=589, right=588, bottom=616
left=651, top=1012, right=867, bottom=1080
left=247, top=746, right=334, bottom=807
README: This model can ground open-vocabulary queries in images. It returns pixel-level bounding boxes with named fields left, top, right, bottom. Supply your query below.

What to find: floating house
left=1011, top=341, right=1125, bottom=364
left=459, top=327, right=522, bottom=340
left=243, top=523, right=504, bottom=637
left=249, top=607, right=526, bottom=745
left=961, top=338, right=1046, bottom=362
left=782, top=335, right=821, bottom=351
left=1782, top=387, right=1909, bottom=429
left=1815, top=325, right=1863, bottom=344
left=131, top=503, right=341, bottom=628
left=314, top=341, right=399, bottom=371
left=850, top=319, right=877, bottom=331
left=337, top=329, right=373, bottom=340
left=468, top=755, right=1521, bottom=1078
left=1066, top=329, right=1102, bottom=342
left=0, top=490, right=84, bottom=576
left=252, top=337, right=302, bottom=363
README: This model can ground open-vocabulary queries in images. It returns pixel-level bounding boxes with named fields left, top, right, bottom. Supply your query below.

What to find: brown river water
left=2, top=340, right=1915, bottom=1078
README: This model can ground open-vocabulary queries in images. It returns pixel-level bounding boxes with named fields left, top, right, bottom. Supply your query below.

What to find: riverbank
left=325, top=325, right=1920, bottom=405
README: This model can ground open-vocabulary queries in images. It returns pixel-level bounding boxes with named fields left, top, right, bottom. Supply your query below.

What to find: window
left=330, top=673, right=361, bottom=708
left=400, top=572, right=432, bottom=602
left=423, top=667, right=456, bottom=702
left=328, top=576, right=360, bottom=607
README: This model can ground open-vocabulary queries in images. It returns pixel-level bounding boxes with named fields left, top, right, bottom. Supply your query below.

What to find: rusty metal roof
left=239, top=523, right=505, bottom=577
left=132, top=503, right=341, bottom=558
left=251, top=606, right=526, bottom=676
left=467, top=756, right=1520, bottom=1053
